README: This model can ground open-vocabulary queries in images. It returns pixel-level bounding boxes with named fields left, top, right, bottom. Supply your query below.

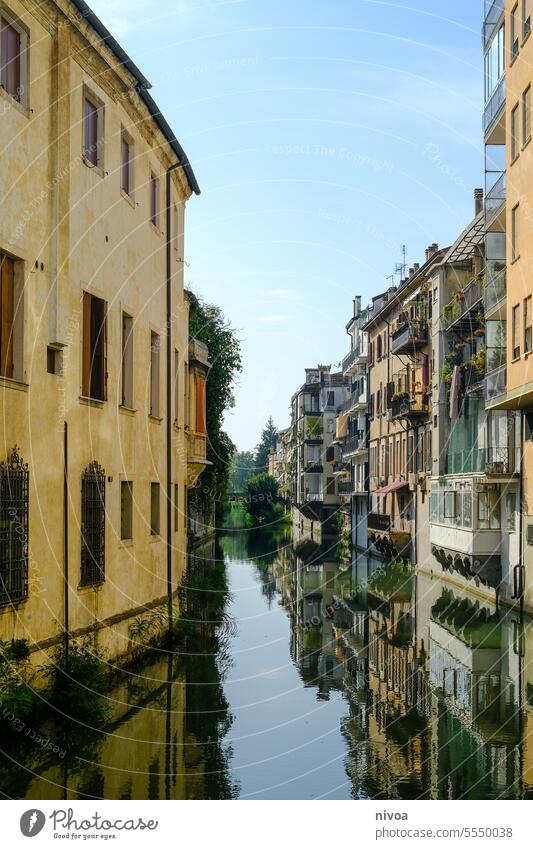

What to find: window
left=80, top=461, right=105, bottom=586
left=377, top=335, right=382, bottom=360
left=444, top=490, right=456, bottom=519
left=121, top=313, right=133, bottom=408
left=121, top=131, right=133, bottom=196
left=120, top=481, right=133, bottom=540
left=507, top=492, right=517, bottom=531
left=150, top=482, right=160, bottom=535
left=376, top=388, right=382, bottom=417
left=511, top=104, right=520, bottom=160
left=0, top=15, right=27, bottom=105
left=83, top=93, right=103, bottom=168
left=174, top=483, right=179, bottom=531
left=195, top=373, right=206, bottom=434
left=47, top=346, right=62, bottom=376
left=0, top=253, right=15, bottom=378
left=0, top=446, right=29, bottom=605
left=327, top=418, right=334, bottom=433
left=326, top=476, right=335, bottom=496
left=512, top=304, right=521, bottom=359
left=326, top=446, right=334, bottom=463
left=512, top=204, right=520, bottom=261
left=478, top=485, right=501, bottom=530
left=484, top=23, right=505, bottom=102
left=523, top=86, right=531, bottom=144
left=512, top=4, right=519, bottom=59
left=525, top=295, right=532, bottom=354
left=150, top=332, right=160, bottom=416
left=174, top=349, right=180, bottom=424
left=327, top=390, right=334, bottom=407
left=150, top=172, right=160, bottom=228
left=524, top=0, right=532, bottom=39
left=82, top=292, right=107, bottom=401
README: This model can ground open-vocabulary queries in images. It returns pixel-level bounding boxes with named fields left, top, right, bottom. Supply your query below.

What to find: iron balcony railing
left=340, top=392, right=366, bottom=414
left=443, top=279, right=484, bottom=329
left=483, top=75, right=505, bottom=135
left=390, top=394, right=429, bottom=419
left=338, top=479, right=354, bottom=494
left=342, top=345, right=364, bottom=373
left=391, top=322, right=428, bottom=354
left=342, top=435, right=367, bottom=456
left=485, top=362, right=507, bottom=403
left=368, top=512, right=390, bottom=532
left=484, top=267, right=506, bottom=315
left=485, top=447, right=521, bottom=475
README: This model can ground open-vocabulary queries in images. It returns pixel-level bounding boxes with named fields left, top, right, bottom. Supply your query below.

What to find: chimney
left=474, top=187, right=484, bottom=216
left=425, top=242, right=439, bottom=261
left=409, top=267, right=414, bottom=276
left=353, top=296, right=361, bottom=318
left=413, top=262, right=420, bottom=272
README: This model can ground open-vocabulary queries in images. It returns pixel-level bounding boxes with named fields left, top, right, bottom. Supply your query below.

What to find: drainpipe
left=63, top=421, right=69, bottom=667
left=165, top=164, right=182, bottom=634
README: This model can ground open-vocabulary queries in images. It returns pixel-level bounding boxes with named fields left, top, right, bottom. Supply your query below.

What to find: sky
left=90, top=0, right=484, bottom=451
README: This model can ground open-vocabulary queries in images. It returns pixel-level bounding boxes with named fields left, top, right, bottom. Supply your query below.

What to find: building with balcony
left=363, top=250, right=442, bottom=565
left=335, top=296, right=370, bottom=554
left=0, top=0, right=203, bottom=663
left=428, top=196, right=519, bottom=601
left=289, top=365, right=349, bottom=536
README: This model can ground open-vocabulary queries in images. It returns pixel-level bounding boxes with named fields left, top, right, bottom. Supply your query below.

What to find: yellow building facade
left=0, top=0, right=206, bottom=662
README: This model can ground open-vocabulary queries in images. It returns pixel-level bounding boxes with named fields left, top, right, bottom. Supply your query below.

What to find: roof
left=69, top=0, right=200, bottom=196
left=443, top=211, right=484, bottom=264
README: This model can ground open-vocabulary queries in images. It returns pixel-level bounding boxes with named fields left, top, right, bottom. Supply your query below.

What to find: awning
left=375, top=481, right=409, bottom=494
left=336, top=414, right=349, bottom=439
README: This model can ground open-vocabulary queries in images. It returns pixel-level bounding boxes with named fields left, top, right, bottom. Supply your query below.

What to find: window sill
left=511, top=153, right=520, bottom=165
left=149, top=534, right=162, bottom=543
left=78, top=581, right=105, bottom=591
left=119, top=538, right=134, bottom=548
left=79, top=395, right=105, bottom=408
left=523, top=135, right=532, bottom=152
left=121, top=189, right=135, bottom=208
left=82, top=155, right=104, bottom=178
left=173, top=421, right=182, bottom=431
left=511, top=254, right=520, bottom=265
left=0, top=85, right=30, bottom=117
left=149, top=414, right=163, bottom=423
left=510, top=51, right=519, bottom=67
left=149, top=222, right=161, bottom=236
left=522, top=30, right=531, bottom=47
left=119, top=404, right=136, bottom=416
left=0, top=376, right=28, bottom=392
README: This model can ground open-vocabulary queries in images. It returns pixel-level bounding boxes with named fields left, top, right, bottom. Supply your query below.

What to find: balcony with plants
left=442, top=277, right=485, bottom=331
left=391, top=300, right=429, bottom=355
left=389, top=367, right=429, bottom=420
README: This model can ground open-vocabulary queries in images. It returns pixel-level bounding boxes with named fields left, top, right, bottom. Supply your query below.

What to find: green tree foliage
left=188, top=296, right=242, bottom=521
left=228, top=450, right=256, bottom=492
left=245, top=473, right=281, bottom=525
left=254, top=417, right=278, bottom=471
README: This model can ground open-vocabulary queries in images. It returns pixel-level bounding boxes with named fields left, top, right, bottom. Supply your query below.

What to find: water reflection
left=2, top=530, right=533, bottom=799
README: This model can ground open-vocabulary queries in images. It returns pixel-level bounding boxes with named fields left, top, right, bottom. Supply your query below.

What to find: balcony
left=485, top=173, right=506, bottom=223
left=443, top=279, right=484, bottom=330
left=368, top=512, right=391, bottom=533
left=446, top=445, right=518, bottom=476
left=484, top=268, right=506, bottom=319
left=391, top=321, right=428, bottom=355
left=186, top=431, right=209, bottom=486
left=485, top=363, right=506, bottom=404
left=342, top=345, right=366, bottom=374
left=342, top=435, right=367, bottom=457
left=390, top=392, right=429, bottom=420
left=483, top=0, right=504, bottom=48
left=483, top=75, right=505, bottom=136
left=462, top=362, right=485, bottom=394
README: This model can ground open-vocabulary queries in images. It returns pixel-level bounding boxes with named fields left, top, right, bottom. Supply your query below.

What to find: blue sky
left=91, top=0, right=484, bottom=450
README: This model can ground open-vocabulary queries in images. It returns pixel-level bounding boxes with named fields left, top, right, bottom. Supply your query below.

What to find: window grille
left=0, top=446, right=29, bottom=606
left=80, top=461, right=105, bottom=586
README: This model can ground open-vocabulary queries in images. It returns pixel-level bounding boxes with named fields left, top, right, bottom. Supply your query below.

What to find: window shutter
left=195, top=375, right=206, bottom=434
left=0, top=255, right=14, bottom=378
left=103, top=301, right=108, bottom=401
left=82, top=291, right=91, bottom=396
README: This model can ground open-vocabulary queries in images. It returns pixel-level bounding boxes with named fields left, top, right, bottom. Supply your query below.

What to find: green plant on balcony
left=441, top=363, right=453, bottom=384
left=392, top=390, right=409, bottom=402
left=306, top=417, right=323, bottom=438
left=464, top=346, right=486, bottom=375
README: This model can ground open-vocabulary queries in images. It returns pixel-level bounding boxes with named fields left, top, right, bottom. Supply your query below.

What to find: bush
left=46, top=640, right=109, bottom=725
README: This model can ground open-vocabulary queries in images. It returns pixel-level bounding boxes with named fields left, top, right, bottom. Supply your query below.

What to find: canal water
left=2, top=528, right=533, bottom=800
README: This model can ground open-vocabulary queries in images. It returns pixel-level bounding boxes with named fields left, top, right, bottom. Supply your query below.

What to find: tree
left=188, top=296, right=242, bottom=523
left=228, top=450, right=256, bottom=493
left=245, top=473, right=280, bottom=525
left=254, top=417, right=278, bottom=472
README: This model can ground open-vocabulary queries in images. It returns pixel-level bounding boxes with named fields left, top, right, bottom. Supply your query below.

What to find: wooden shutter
left=82, top=291, right=91, bottom=396
left=0, top=254, right=14, bottom=378
left=83, top=98, right=98, bottom=165
left=1, top=20, right=21, bottom=101
left=195, top=375, right=206, bottom=434
left=121, top=137, right=130, bottom=193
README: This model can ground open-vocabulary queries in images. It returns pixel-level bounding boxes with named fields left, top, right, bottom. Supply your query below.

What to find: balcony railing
left=443, top=279, right=484, bottom=329
left=338, top=479, right=354, bottom=494
left=342, top=346, right=363, bottom=373
left=391, top=321, right=428, bottom=354
left=368, top=512, right=391, bottom=532
left=340, top=392, right=366, bottom=414
left=485, top=173, right=506, bottom=222
left=484, top=267, right=506, bottom=316
left=342, top=435, right=367, bottom=456
left=483, top=75, right=505, bottom=135
left=462, top=363, right=485, bottom=393
left=390, top=394, right=429, bottom=419
left=447, top=446, right=519, bottom=476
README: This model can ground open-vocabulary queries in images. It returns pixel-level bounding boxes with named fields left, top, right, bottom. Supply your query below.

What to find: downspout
left=165, top=164, right=181, bottom=633
left=63, top=421, right=69, bottom=668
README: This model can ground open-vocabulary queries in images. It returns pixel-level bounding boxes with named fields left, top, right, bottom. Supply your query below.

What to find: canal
left=2, top=528, right=533, bottom=800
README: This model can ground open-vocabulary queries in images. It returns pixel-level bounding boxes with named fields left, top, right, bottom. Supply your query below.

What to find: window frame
left=82, top=86, right=105, bottom=173
left=150, top=170, right=160, bottom=230
left=523, top=85, right=531, bottom=145
left=0, top=10, right=29, bottom=109
left=81, top=291, right=107, bottom=402
left=511, top=102, right=520, bottom=161
left=120, top=480, right=133, bottom=541
left=524, top=295, right=532, bottom=354
left=121, top=312, right=134, bottom=409
left=150, top=330, right=161, bottom=417
left=120, top=128, right=134, bottom=198
left=150, top=482, right=161, bottom=536
left=512, top=203, right=520, bottom=261
left=512, top=303, right=521, bottom=360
